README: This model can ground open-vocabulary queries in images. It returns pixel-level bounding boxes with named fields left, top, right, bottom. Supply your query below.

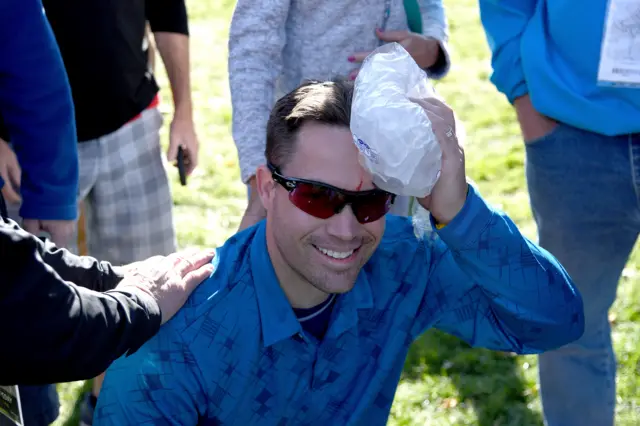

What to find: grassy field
left=53, top=0, right=640, bottom=424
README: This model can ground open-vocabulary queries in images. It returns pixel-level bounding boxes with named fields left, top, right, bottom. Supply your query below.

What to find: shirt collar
left=250, top=221, right=374, bottom=347
left=250, top=221, right=302, bottom=347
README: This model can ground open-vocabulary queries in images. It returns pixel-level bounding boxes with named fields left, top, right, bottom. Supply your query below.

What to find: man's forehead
left=286, top=125, right=374, bottom=191
left=293, top=123, right=357, bottom=163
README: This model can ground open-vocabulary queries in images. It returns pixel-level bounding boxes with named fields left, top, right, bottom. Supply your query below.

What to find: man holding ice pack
left=94, top=79, right=584, bottom=425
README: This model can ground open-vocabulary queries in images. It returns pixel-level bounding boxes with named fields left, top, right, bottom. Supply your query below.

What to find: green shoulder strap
left=403, top=0, right=422, bottom=216
left=404, top=0, right=423, bottom=34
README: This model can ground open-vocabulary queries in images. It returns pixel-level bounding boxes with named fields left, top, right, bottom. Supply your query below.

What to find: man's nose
left=325, top=205, right=360, bottom=241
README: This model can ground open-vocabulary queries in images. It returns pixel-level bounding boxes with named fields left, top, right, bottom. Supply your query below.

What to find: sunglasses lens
left=289, top=182, right=345, bottom=219
left=352, top=193, right=394, bottom=223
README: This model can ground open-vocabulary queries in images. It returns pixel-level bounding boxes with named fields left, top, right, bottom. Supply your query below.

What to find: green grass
left=53, top=0, right=640, bottom=424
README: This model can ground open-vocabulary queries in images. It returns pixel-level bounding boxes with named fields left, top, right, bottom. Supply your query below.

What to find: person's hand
left=116, top=249, right=215, bottom=324
left=22, top=219, right=75, bottom=246
left=0, top=138, right=21, bottom=204
left=411, top=97, right=468, bottom=225
left=167, top=112, right=199, bottom=176
left=238, top=176, right=266, bottom=231
left=348, top=29, right=442, bottom=80
left=513, top=95, right=558, bottom=143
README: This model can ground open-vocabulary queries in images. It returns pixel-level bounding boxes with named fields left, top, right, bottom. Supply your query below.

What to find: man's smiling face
left=263, top=121, right=386, bottom=301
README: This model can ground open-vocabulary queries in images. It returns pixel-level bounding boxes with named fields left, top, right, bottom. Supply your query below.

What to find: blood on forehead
left=355, top=168, right=364, bottom=191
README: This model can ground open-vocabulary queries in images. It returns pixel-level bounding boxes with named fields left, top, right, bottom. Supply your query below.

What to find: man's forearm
left=38, top=233, right=124, bottom=292
left=430, top=185, right=584, bottom=353
left=1, top=217, right=123, bottom=292
left=0, top=219, right=161, bottom=385
left=154, top=32, right=192, bottom=118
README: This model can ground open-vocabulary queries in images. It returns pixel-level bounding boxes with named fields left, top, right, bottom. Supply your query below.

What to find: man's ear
left=255, top=165, right=276, bottom=210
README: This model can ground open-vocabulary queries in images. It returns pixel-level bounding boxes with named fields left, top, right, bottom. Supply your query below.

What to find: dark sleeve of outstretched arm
left=146, top=0, right=189, bottom=35
left=0, top=219, right=162, bottom=386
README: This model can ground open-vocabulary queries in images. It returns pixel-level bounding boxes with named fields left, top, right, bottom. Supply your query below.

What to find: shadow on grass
left=404, top=329, right=544, bottom=426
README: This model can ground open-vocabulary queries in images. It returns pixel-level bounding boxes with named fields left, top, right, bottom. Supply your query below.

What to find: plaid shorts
left=7, top=107, right=176, bottom=264
left=75, top=107, right=176, bottom=264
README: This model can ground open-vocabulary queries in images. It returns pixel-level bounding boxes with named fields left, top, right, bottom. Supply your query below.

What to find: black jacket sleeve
left=38, top=235, right=123, bottom=293
left=0, top=217, right=162, bottom=386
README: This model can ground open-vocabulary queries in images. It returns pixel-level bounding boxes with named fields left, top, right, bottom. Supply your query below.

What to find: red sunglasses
left=268, top=163, right=395, bottom=224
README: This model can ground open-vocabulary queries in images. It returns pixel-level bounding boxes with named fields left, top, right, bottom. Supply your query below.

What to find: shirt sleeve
left=228, top=0, right=291, bottom=183
left=409, top=184, right=584, bottom=354
left=146, top=0, right=189, bottom=35
left=38, top=235, right=123, bottom=292
left=93, top=323, right=205, bottom=425
left=0, top=218, right=161, bottom=386
left=478, top=0, right=539, bottom=102
left=0, top=0, right=79, bottom=220
left=418, top=0, right=451, bottom=79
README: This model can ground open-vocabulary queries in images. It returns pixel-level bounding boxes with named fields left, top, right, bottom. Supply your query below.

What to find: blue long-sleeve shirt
left=0, top=0, right=78, bottom=220
left=94, top=185, right=584, bottom=425
left=479, top=0, right=640, bottom=136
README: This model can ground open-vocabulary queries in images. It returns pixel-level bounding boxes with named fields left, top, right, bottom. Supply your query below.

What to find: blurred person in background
left=0, top=0, right=198, bottom=423
left=479, top=0, right=640, bottom=425
left=0, top=0, right=78, bottom=421
left=0, top=0, right=206, bottom=424
left=228, top=0, right=451, bottom=231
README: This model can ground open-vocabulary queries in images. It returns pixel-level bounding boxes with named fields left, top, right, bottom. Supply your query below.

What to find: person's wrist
left=512, top=94, right=531, bottom=111
left=115, top=274, right=156, bottom=302
left=173, top=103, right=194, bottom=122
left=111, top=282, right=163, bottom=323
left=432, top=184, right=469, bottom=226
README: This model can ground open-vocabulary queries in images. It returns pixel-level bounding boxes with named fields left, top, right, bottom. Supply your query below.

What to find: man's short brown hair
left=265, top=79, right=354, bottom=168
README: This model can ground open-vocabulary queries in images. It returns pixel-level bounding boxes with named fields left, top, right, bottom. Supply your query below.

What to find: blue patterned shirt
left=94, top=186, right=584, bottom=425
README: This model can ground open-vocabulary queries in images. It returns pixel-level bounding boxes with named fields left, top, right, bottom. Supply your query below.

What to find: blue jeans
left=525, top=123, right=640, bottom=426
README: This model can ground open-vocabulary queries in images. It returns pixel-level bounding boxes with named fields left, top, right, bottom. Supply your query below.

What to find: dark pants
left=0, top=385, right=59, bottom=426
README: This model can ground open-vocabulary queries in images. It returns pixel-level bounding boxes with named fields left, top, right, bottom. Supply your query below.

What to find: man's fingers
left=185, top=249, right=215, bottom=270
left=184, top=145, right=198, bottom=175
left=409, top=97, right=449, bottom=119
left=423, top=98, right=455, bottom=123
left=8, top=162, right=21, bottom=188
left=167, top=140, right=179, bottom=163
left=375, top=28, right=410, bottom=43
left=0, top=167, right=19, bottom=203
left=174, top=249, right=215, bottom=277
left=421, top=96, right=450, bottom=109
left=1, top=181, right=21, bottom=204
left=348, top=51, right=372, bottom=63
left=182, top=263, right=214, bottom=292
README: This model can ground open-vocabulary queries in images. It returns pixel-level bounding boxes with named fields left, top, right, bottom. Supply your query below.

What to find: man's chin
left=311, top=270, right=360, bottom=295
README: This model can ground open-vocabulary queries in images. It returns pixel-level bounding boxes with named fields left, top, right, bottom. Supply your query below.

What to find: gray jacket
left=228, top=0, right=450, bottom=184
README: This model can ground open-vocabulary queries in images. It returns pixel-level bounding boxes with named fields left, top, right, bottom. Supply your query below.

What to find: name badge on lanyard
left=597, top=0, right=640, bottom=87
left=0, top=386, right=24, bottom=426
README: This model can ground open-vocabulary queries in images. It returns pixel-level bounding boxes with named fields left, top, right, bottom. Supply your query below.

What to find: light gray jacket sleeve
left=228, top=0, right=291, bottom=184
left=420, top=0, right=451, bottom=79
